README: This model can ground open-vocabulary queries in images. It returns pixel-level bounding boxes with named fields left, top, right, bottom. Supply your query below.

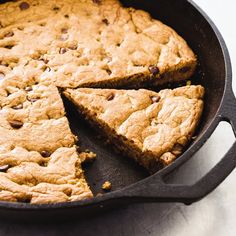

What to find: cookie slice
left=0, top=77, right=93, bottom=203
left=64, top=85, right=204, bottom=172
left=0, top=0, right=196, bottom=88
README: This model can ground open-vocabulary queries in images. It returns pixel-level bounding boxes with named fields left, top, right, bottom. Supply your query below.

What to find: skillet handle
left=123, top=90, right=236, bottom=204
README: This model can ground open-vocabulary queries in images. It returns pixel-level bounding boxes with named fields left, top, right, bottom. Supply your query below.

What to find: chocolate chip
left=61, top=28, right=68, bottom=34
left=148, top=66, right=159, bottom=76
left=45, top=66, right=51, bottom=72
left=0, top=72, right=5, bottom=80
left=102, top=19, right=109, bottom=25
left=59, top=48, right=67, bottom=54
left=39, top=162, right=47, bottom=167
left=0, top=165, right=10, bottom=172
left=53, top=6, right=60, bottom=11
left=41, top=58, right=49, bottom=64
left=27, top=97, right=39, bottom=103
left=20, top=197, right=31, bottom=203
left=106, top=93, right=114, bottom=101
left=4, top=31, right=14, bottom=37
left=9, top=120, right=23, bottom=129
left=39, top=22, right=46, bottom=27
left=106, top=69, right=112, bottom=75
left=41, top=151, right=51, bottom=158
left=19, top=2, right=30, bottom=10
left=12, top=104, right=23, bottom=110
left=177, top=51, right=181, bottom=58
left=4, top=45, right=14, bottom=49
left=17, top=26, right=24, bottom=30
left=69, top=45, right=77, bottom=50
left=150, top=95, right=160, bottom=103
left=64, top=14, right=69, bottom=18
left=25, top=86, right=32, bottom=92
left=179, top=66, right=191, bottom=74
left=93, top=0, right=101, bottom=4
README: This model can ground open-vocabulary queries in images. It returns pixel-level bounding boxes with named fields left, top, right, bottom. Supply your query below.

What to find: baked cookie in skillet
left=0, top=0, right=202, bottom=204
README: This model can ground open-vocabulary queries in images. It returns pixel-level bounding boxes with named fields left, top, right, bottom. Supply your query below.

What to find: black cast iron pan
left=0, top=0, right=235, bottom=221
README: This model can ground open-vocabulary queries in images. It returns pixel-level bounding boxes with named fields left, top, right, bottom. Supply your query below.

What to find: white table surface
left=0, top=1, right=235, bottom=235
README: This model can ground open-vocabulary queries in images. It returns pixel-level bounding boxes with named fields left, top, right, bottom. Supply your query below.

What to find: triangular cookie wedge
left=64, top=85, right=204, bottom=172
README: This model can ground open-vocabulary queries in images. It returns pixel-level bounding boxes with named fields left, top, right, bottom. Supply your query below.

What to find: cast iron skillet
left=0, top=0, right=236, bottom=221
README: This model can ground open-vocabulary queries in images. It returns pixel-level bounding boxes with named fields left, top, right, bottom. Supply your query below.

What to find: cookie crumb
left=186, top=80, right=191, bottom=86
left=79, top=151, right=96, bottom=163
left=102, top=181, right=112, bottom=191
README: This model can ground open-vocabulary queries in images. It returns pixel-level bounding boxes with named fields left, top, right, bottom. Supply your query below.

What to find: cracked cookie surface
left=0, top=146, right=92, bottom=204
left=0, top=0, right=196, bottom=88
left=64, top=85, right=204, bottom=172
